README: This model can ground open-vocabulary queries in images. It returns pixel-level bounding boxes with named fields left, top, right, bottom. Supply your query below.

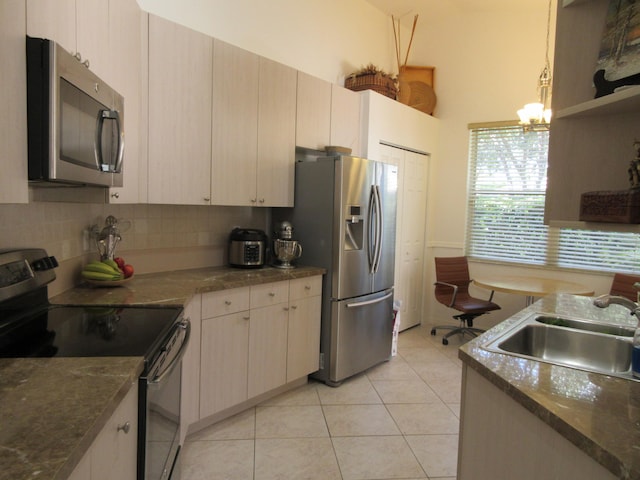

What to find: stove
left=0, top=248, right=189, bottom=480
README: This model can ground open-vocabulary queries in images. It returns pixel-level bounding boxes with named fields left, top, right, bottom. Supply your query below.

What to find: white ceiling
left=365, top=0, right=547, bottom=26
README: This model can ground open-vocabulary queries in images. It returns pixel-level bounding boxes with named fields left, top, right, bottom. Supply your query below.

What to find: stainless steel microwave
left=26, top=36, right=124, bottom=187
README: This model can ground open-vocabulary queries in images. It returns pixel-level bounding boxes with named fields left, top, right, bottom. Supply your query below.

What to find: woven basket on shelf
left=345, top=73, right=397, bottom=99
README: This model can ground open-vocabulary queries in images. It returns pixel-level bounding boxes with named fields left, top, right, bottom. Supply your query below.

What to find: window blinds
left=466, top=124, right=640, bottom=273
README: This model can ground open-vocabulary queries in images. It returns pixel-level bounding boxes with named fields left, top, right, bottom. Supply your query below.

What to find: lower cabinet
left=198, top=276, right=322, bottom=420
left=68, top=382, right=138, bottom=480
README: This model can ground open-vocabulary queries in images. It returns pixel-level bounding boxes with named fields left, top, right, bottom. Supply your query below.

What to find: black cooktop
left=0, top=303, right=182, bottom=359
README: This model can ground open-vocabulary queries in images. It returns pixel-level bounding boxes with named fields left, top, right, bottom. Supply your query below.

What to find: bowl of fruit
left=82, top=257, right=135, bottom=287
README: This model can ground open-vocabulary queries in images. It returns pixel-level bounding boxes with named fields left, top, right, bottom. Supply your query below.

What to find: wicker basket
left=345, top=73, right=397, bottom=99
left=579, top=189, right=640, bottom=223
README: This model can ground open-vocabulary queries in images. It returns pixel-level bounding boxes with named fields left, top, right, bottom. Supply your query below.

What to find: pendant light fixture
left=518, top=0, right=553, bottom=132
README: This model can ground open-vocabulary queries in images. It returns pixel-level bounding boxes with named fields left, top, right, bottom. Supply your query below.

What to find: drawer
left=202, top=287, right=250, bottom=318
left=289, top=276, right=322, bottom=300
left=250, top=281, right=289, bottom=309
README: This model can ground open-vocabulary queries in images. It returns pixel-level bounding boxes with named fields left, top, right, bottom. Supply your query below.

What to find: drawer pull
left=225, top=300, right=232, bottom=306
left=243, top=315, right=250, bottom=321
left=283, top=307, right=289, bottom=311
left=269, top=292, right=276, bottom=297
left=117, top=422, right=131, bottom=434
left=291, top=305, right=298, bottom=310
left=305, top=285, right=311, bottom=290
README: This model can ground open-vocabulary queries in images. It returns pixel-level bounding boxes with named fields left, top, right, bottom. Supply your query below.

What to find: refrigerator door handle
left=346, top=291, right=394, bottom=308
left=373, top=185, right=383, bottom=273
left=367, top=185, right=376, bottom=274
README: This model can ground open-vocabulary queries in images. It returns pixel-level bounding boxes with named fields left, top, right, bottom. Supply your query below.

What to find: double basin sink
left=482, top=313, right=638, bottom=381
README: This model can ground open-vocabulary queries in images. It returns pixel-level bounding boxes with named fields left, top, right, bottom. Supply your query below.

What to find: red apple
left=114, top=257, right=126, bottom=269
left=123, top=264, right=134, bottom=278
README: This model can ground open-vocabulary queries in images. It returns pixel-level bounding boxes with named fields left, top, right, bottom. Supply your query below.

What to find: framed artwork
left=594, top=0, right=640, bottom=97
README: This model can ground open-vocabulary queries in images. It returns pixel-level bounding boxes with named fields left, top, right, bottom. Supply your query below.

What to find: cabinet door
left=287, top=294, right=322, bottom=382
left=399, top=150, right=428, bottom=330
left=248, top=303, right=288, bottom=398
left=108, top=0, right=146, bottom=204
left=0, top=0, right=28, bottom=203
left=330, top=84, right=362, bottom=157
left=379, top=145, right=428, bottom=331
left=91, top=383, right=138, bottom=480
left=75, top=0, right=109, bottom=78
left=200, top=311, right=250, bottom=418
left=180, top=295, right=201, bottom=443
left=296, top=72, right=331, bottom=150
left=211, top=39, right=259, bottom=206
left=148, top=15, right=212, bottom=205
left=256, top=57, right=297, bottom=207
left=26, top=0, right=76, bottom=56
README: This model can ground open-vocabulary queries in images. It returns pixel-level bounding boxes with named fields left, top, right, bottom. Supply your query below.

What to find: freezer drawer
left=329, top=289, right=394, bottom=384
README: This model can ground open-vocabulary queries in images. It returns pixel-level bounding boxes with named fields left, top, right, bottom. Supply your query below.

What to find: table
left=473, top=275, right=594, bottom=306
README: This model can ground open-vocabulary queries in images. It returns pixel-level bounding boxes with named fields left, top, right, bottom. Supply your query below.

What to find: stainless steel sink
left=482, top=313, right=636, bottom=380
left=534, top=315, right=635, bottom=337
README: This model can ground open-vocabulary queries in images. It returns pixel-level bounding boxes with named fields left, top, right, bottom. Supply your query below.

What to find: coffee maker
left=272, top=221, right=302, bottom=269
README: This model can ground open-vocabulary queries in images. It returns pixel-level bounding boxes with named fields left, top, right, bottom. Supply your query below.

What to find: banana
left=81, top=270, right=123, bottom=281
left=84, top=261, right=121, bottom=275
left=102, top=259, right=121, bottom=271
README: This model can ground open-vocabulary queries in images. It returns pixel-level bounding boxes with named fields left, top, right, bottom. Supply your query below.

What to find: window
left=465, top=123, right=640, bottom=273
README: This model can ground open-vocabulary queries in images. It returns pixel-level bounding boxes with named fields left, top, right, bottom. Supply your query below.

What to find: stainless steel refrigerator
left=276, top=155, right=397, bottom=386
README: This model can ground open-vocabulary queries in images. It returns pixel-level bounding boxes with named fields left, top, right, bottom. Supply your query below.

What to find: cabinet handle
left=305, top=285, right=311, bottom=290
left=251, top=198, right=257, bottom=204
left=243, top=315, right=250, bottom=321
left=268, top=292, right=275, bottom=297
left=74, top=52, right=82, bottom=62
left=291, top=305, right=298, bottom=310
left=283, top=306, right=289, bottom=311
left=259, top=198, right=265, bottom=204
left=117, top=422, right=131, bottom=434
left=83, top=59, right=90, bottom=68
left=225, top=300, right=232, bottom=305
left=204, top=197, right=210, bottom=202
left=110, top=192, right=120, bottom=199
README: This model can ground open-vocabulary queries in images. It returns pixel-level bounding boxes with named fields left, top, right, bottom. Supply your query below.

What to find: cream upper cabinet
left=296, top=71, right=331, bottom=150
left=211, top=45, right=296, bottom=207
left=148, top=15, right=212, bottom=205
left=256, top=57, right=297, bottom=207
left=27, top=0, right=109, bottom=79
left=0, top=0, right=28, bottom=203
left=107, top=0, right=147, bottom=204
left=211, top=40, right=260, bottom=206
left=545, top=0, right=640, bottom=227
left=330, top=84, right=362, bottom=157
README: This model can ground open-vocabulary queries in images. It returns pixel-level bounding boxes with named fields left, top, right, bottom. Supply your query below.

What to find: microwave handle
left=95, top=109, right=125, bottom=173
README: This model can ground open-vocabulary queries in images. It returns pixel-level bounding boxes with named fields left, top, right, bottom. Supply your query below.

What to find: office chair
left=609, top=273, right=640, bottom=302
left=431, top=256, right=501, bottom=345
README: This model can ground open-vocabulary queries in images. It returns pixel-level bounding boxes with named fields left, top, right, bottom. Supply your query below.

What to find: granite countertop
left=1, top=265, right=325, bottom=480
left=459, top=293, right=640, bottom=479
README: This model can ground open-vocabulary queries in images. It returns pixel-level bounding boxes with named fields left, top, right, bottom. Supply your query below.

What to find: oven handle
left=149, top=318, right=191, bottom=386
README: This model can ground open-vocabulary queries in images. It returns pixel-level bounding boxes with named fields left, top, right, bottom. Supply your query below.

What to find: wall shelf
left=555, top=86, right=640, bottom=119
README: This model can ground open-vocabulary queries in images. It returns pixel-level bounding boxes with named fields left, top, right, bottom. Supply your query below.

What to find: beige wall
left=136, top=0, right=399, bottom=85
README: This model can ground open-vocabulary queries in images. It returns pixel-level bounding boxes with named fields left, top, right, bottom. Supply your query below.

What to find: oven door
left=139, top=319, right=190, bottom=480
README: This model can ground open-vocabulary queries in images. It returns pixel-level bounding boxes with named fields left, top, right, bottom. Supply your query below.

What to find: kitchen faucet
left=593, top=294, right=640, bottom=321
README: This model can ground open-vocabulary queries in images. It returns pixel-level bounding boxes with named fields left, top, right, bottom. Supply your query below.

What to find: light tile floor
left=182, top=324, right=467, bottom=480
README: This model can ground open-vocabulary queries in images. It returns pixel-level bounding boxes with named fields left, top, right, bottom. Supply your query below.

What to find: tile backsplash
left=0, top=202, right=268, bottom=293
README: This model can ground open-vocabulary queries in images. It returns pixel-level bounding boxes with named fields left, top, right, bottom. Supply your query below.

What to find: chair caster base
left=430, top=328, right=436, bottom=336
left=442, top=338, right=449, bottom=345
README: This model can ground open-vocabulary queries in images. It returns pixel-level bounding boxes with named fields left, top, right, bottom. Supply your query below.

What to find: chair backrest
left=609, top=273, right=640, bottom=302
left=434, top=256, right=471, bottom=306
